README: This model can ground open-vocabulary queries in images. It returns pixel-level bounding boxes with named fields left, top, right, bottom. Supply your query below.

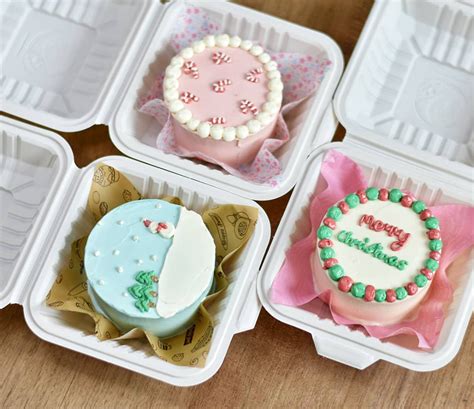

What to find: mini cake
left=312, top=188, right=441, bottom=326
left=163, top=33, right=283, bottom=167
left=84, top=199, right=216, bottom=337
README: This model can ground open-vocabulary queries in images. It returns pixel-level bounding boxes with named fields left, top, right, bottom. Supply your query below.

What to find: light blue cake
left=84, top=199, right=216, bottom=338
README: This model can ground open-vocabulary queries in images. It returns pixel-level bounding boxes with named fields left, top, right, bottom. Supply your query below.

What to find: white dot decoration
left=112, top=249, right=120, bottom=256
left=150, top=255, right=158, bottom=262
left=117, top=220, right=124, bottom=225
left=97, top=279, right=105, bottom=286
left=156, top=203, right=162, bottom=209
left=93, top=250, right=101, bottom=257
left=137, top=259, right=143, bottom=265
left=132, top=235, right=139, bottom=241
left=122, top=292, right=129, bottom=297
left=116, top=266, right=124, bottom=273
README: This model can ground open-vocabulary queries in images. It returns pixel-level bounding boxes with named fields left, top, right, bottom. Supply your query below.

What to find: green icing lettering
left=396, top=260, right=408, bottom=270
left=351, top=238, right=362, bottom=248
left=333, top=231, right=408, bottom=271
left=360, top=238, right=370, bottom=253
left=366, top=243, right=381, bottom=254
left=388, top=256, right=398, bottom=266
left=337, top=230, right=348, bottom=242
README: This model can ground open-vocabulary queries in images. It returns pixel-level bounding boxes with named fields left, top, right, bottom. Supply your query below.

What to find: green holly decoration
left=128, top=271, right=158, bottom=312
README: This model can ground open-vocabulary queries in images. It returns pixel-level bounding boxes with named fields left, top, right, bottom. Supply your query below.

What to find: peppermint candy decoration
left=245, top=67, right=263, bottom=83
left=143, top=219, right=175, bottom=239
left=208, top=117, right=226, bottom=125
left=240, top=99, right=259, bottom=115
left=212, top=51, right=232, bottom=64
left=180, top=91, right=199, bottom=104
left=183, top=61, right=199, bottom=79
left=212, top=79, right=232, bottom=93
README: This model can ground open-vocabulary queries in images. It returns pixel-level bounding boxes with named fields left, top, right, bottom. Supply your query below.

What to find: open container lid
left=0, top=0, right=344, bottom=201
left=0, top=0, right=164, bottom=131
left=334, top=0, right=473, bottom=181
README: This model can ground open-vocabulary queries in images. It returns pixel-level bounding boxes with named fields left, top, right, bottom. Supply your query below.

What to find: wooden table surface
left=1, top=1, right=472, bottom=408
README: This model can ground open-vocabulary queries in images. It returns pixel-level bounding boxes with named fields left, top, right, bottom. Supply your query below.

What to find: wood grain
left=1, top=1, right=472, bottom=408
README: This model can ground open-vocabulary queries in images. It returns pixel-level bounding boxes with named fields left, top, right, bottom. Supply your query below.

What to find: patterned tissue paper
left=138, top=6, right=332, bottom=186
left=271, top=150, right=474, bottom=349
left=47, top=163, right=258, bottom=367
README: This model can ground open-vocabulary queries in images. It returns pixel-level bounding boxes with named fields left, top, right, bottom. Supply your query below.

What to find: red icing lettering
left=359, top=214, right=411, bottom=251
left=373, top=220, right=385, bottom=231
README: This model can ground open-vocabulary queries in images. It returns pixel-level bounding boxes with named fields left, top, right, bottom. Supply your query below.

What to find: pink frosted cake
left=163, top=34, right=283, bottom=167
left=312, top=188, right=441, bottom=326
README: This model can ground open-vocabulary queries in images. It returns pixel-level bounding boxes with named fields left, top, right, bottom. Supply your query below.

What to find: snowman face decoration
left=143, top=219, right=175, bottom=239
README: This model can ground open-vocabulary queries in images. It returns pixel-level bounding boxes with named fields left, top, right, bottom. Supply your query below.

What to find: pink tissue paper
left=271, top=149, right=474, bottom=349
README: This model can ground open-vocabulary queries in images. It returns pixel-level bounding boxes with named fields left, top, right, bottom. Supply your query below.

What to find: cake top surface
left=316, top=188, right=441, bottom=303
left=85, top=199, right=215, bottom=319
left=163, top=34, right=283, bottom=142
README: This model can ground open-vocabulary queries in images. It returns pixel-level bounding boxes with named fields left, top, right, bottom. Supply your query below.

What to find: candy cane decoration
left=212, top=79, right=232, bottom=93
left=245, top=67, right=263, bottom=83
left=212, top=51, right=232, bottom=64
left=180, top=91, right=199, bottom=104
left=208, top=117, right=226, bottom=125
left=183, top=61, right=199, bottom=78
left=240, top=99, right=259, bottom=115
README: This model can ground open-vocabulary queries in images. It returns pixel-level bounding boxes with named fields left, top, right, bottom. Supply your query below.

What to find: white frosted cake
left=312, top=188, right=441, bottom=325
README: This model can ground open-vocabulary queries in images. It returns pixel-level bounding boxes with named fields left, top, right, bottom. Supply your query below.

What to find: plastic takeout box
left=258, top=0, right=474, bottom=371
left=0, top=116, right=271, bottom=386
left=0, top=0, right=343, bottom=201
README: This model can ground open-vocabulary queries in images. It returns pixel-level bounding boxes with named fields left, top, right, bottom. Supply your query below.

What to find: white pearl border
left=163, top=34, right=283, bottom=142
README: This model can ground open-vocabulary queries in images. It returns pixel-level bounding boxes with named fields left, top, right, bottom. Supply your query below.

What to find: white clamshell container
left=258, top=0, right=473, bottom=371
left=0, top=0, right=343, bottom=201
left=0, top=116, right=270, bottom=386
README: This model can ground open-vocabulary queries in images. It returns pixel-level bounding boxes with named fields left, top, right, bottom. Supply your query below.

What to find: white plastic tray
left=335, top=0, right=473, bottom=178
left=0, top=0, right=344, bottom=201
left=258, top=0, right=474, bottom=371
left=0, top=116, right=271, bottom=386
left=258, top=143, right=473, bottom=371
